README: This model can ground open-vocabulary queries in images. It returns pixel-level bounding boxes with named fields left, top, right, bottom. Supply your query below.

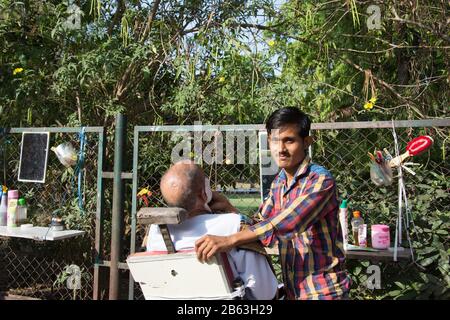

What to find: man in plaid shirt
left=195, top=107, right=351, bottom=299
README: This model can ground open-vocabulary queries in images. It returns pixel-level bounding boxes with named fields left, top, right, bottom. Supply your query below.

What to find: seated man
left=147, top=162, right=279, bottom=300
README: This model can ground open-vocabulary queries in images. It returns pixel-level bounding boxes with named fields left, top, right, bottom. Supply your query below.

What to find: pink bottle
left=371, top=225, right=390, bottom=249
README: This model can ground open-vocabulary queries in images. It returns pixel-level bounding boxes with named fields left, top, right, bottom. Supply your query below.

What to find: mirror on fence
left=18, top=132, right=50, bottom=183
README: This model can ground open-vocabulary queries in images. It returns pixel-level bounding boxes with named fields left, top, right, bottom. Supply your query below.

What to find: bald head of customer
left=160, top=161, right=208, bottom=214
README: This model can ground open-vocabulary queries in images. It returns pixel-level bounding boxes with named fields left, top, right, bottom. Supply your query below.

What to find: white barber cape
left=147, top=213, right=278, bottom=300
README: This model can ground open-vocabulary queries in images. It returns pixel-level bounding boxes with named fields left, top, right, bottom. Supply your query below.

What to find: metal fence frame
left=3, top=119, right=448, bottom=299
left=128, top=119, right=450, bottom=300
left=0, top=126, right=106, bottom=300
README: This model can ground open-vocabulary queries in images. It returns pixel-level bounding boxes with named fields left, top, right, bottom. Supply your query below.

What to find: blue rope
left=76, top=127, right=86, bottom=215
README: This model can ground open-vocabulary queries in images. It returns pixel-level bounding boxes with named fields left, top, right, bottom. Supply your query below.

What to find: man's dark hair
left=265, top=107, right=311, bottom=138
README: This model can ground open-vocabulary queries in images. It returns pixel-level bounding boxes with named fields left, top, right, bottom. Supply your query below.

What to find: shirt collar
left=279, top=155, right=311, bottom=184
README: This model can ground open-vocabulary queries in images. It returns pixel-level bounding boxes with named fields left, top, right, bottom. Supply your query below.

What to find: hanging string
left=392, top=122, right=401, bottom=261
left=391, top=120, right=414, bottom=262
left=75, top=127, right=87, bottom=215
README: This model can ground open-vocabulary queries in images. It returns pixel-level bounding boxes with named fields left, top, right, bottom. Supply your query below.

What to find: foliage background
left=0, top=0, right=448, bottom=299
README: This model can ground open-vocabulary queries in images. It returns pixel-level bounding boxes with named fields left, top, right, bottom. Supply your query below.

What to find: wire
left=75, top=127, right=87, bottom=216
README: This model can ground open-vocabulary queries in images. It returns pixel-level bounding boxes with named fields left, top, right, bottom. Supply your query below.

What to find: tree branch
left=390, top=6, right=450, bottom=43
left=341, top=57, right=426, bottom=118
left=139, top=0, right=162, bottom=42
left=107, top=0, right=126, bottom=37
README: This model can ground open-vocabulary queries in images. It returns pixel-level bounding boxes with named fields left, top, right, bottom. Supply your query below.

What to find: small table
left=265, top=246, right=412, bottom=261
left=0, top=226, right=85, bottom=241
left=0, top=226, right=86, bottom=299
left=345, top=247, right=411, bottom=261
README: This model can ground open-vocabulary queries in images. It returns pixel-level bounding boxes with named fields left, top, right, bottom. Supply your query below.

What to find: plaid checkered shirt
left=249, top=156, right=351, bottom=299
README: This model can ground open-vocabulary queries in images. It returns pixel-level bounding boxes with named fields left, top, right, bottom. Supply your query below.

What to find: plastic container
left=351, top=211, right=364, bottom=246
left=371, top=224, right=390, bottom=249
left=0, top=191, right=7, bottom=226
left=358, top=224, right=367, bottom=247
left=338, top=199, right=349, bottom=250
left=7, top=190, right=19, bottom=228
left=17, top=198, right=28, bottom=225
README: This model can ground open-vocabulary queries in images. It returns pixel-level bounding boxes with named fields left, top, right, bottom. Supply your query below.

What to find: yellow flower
left=218, top=76, right=225, bottom=83
left=1, top=185, right=7, bottom=193
left=267, top=39, right=276, bottom=47
left=13, top=67, right=24, bottom=75
left=369, top=96, right=377, bottom=104
left=364, top=101, right=374, bottom=110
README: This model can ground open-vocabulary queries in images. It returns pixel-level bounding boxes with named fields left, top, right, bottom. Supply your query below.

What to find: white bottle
left=339, top=199, right=349, bottom=250
left=7, top=190, right=19, bottom=228
left=0, top=192, right=7, bottom=226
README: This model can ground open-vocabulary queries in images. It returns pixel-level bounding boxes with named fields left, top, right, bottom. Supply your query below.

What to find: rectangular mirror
left=18, top=132, right=50, bottom=183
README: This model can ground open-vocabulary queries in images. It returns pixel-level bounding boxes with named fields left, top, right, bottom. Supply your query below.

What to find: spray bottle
left=339, top=199, right=349, bottom=250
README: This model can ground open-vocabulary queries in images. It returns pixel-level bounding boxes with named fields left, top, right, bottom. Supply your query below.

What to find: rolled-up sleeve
left=250, top=188, right=277, bottom=247
left=249, top=173, right=335, bottom=244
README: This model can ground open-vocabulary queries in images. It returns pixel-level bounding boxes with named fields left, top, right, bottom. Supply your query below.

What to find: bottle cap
left=353, top=210, right=361, bottom=218
left=339, top=199, right=348, bottom=209
left=18, top=198, right=26, bottom=206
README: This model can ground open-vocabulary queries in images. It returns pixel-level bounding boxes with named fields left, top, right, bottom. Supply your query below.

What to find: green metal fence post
left=109, top=114, right=127, bottom=300
left=128, top=126, right=140, bottom=300
left=93, top=128, right=106, bottom=300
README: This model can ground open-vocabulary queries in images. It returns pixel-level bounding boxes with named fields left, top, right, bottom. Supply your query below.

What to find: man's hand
left=208, top=191, right=238, bottom=213
left=195, top=228, right=259, bottom=262
left=195, top=234, right=235, bottom=262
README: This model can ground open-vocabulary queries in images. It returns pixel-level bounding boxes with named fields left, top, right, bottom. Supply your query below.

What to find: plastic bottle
left=351, top=210, right=364, bottom=246
left=358, top=224, right=367, bottom=248
left=338, top=199, right=349, bottom=250
left=0, top=191, right=7, bottom=226
left=7, top=190, right=19, bottom=228
left=17, top=198, right=28, bottom=225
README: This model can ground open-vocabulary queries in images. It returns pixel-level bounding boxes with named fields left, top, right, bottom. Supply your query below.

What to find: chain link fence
left=2, top=122, right=446, bottom=300
left=0, top=128, right=103, bottom=300
left=128, top=121, right=449, bottom=299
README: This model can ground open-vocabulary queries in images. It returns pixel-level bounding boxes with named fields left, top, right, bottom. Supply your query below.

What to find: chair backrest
left=127, top=251, right=239, bottom=300
left=137, top=207, right=188, bottom=253
left=128, top=207, right=242, bottom=300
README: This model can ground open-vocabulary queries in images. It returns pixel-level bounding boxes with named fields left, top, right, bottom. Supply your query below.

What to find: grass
left=226, top=193, right=261, bottom=216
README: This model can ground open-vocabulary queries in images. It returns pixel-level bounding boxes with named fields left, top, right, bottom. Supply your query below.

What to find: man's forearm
left=195, top=226, right=260, bottom=261
left=230, top=228, right=259, bottom=247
